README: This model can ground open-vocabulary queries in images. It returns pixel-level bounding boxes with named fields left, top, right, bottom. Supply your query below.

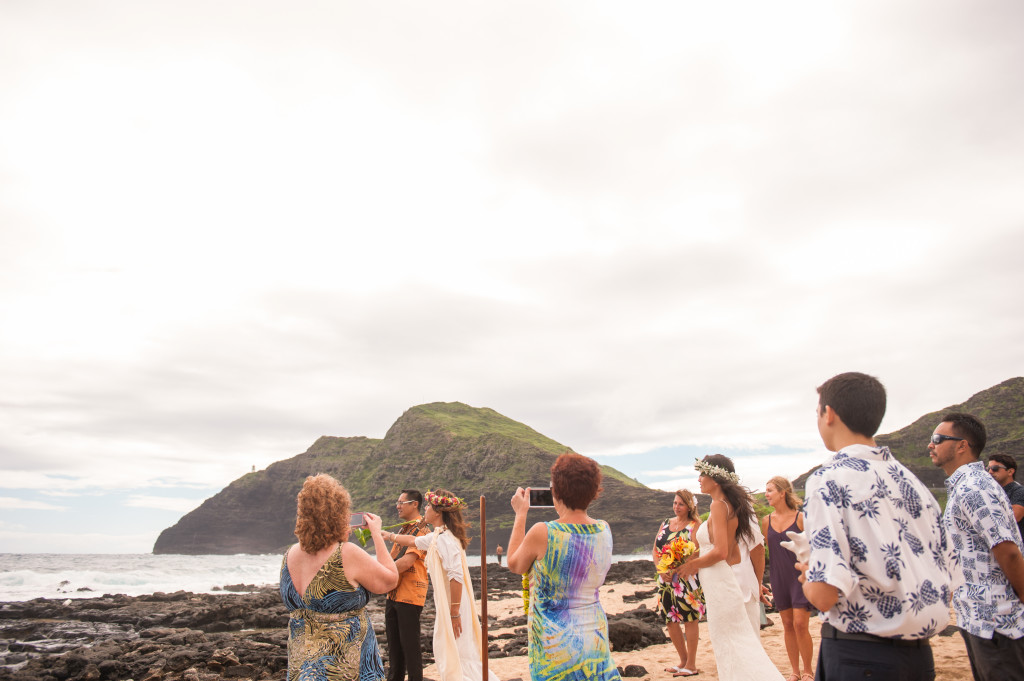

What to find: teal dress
left=280, top=545, right=384, bottom=681
left=527, top=521, right=621, bottom=681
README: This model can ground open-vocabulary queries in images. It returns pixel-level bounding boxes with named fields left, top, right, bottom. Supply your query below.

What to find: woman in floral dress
left=652, top=489, right=705, bottom=677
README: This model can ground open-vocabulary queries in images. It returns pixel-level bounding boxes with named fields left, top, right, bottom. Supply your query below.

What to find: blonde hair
left=674, top=489, right=700, bottom=523
left=294, top=474, right=351, bottom=553
left=767, top=476, right=802, bottom=511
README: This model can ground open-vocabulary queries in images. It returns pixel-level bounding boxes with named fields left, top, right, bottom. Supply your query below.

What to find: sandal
left=801, top=675, right=814, bottom=681
left=786, top=675, right=800, bottom=681
left=672, top=670, right=699, bottom=678
left=665, top=667, right=685, bottom=674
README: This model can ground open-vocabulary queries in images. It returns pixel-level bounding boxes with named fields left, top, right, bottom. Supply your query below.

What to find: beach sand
left=425, top=581, right=970, bottom=681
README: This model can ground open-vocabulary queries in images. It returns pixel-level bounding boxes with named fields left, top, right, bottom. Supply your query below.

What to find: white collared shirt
left=804, top=444, right=951, bottom=639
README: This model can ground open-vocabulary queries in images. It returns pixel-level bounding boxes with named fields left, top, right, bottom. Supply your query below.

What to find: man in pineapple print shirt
left=930, top=413, right=1024, bottom=681
left=797, top=372, right=951, bottom=681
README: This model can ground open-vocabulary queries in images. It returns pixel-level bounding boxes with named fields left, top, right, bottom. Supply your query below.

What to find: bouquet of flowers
left=657, top=535, right=698, bottom=588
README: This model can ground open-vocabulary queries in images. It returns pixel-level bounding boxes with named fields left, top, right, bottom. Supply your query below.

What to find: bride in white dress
left=679, top=455, right=783, bottom=681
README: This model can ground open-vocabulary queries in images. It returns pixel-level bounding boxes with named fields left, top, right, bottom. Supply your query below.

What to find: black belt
left=821, top=622, right=929, bottom=648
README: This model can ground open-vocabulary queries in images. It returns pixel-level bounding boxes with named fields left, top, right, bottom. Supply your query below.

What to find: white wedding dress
left=696, top=522, right=783, bottom=681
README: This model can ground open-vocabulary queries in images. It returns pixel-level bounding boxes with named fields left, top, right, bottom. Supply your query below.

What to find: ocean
left=0, top=553, right=647, bottom=602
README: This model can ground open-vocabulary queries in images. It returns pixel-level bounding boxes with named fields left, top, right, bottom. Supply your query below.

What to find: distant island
left=154, top=377, right=1024, bottom=555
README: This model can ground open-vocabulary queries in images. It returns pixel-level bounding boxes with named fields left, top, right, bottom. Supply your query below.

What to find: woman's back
left=529, top=521, right=620, bottom=681
left=280, top=545, right=383, bottom=681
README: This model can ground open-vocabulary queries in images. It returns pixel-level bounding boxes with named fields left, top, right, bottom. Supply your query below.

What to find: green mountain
left=793, top=376, right=1024, bottom=492
left=153, top=402, right=674, bottom=555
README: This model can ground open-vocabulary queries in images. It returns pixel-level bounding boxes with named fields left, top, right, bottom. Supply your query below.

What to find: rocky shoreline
left=1, top=560, right=660, bottom=681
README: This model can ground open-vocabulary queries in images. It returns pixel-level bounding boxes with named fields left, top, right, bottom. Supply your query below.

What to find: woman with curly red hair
left=280, top=474, right=398, bottom=681
left=386, top=489, right=498, bottom=681
left=507, top=452, right=621, bottom=681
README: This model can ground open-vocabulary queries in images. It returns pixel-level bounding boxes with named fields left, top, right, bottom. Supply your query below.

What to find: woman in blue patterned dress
left=507, top=452, right=621, bottom=681
left=280, top=474, right=399, bottom=681
left=652, top=489, right=705, bottom=676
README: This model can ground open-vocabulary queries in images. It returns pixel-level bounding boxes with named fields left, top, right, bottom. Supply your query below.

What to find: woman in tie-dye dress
left=507, top=452, right=621, bottom=681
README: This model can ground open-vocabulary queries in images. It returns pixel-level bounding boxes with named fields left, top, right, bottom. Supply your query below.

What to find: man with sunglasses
left=384, top=490, right=430, bottom=681
left=930, top=413, right=1024, bottom=680
left=987, top=454, right=1024, bottom=540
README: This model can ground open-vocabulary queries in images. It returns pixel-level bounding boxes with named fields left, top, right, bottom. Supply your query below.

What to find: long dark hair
left=432, top=488, right=471, bottom=550
left=702, top=454, right=755, bottom=547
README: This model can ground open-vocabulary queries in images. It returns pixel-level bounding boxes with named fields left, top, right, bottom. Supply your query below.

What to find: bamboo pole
left=479, top=495, right=489, bottom=680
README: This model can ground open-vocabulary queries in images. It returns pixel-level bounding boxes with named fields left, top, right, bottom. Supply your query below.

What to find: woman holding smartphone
left=507, top=452, right=621, bottom=681
left=280, top=474, right=398, bottom=681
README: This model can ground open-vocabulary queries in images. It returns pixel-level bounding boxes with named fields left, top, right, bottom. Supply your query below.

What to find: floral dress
left=654, top=518, right=705, bottom=624
left=280, top=545, right=384, bottom=681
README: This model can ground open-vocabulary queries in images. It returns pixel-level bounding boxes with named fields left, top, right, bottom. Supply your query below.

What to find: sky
left=2, top=1, right=1022, bottom=553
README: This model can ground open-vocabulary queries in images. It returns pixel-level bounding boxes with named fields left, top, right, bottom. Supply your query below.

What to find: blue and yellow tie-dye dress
left=280, top=545, right=385, bottom=681
left=528, top=521, right=621, bottom=681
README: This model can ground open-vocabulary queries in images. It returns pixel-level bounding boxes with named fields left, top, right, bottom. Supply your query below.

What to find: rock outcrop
left=154, top=403, right=682, bottom=555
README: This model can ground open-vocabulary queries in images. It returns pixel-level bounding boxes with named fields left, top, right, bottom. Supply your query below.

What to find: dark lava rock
left=619, top=664, right=648, bottom=677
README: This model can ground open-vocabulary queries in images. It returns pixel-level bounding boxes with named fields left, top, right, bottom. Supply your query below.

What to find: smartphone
left=349, top=512, right=365, bottom=527
left=529, top=488, right=554, bottom=507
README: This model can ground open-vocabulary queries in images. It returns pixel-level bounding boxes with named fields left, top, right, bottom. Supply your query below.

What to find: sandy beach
left=429, top=578, right=971, bottom=681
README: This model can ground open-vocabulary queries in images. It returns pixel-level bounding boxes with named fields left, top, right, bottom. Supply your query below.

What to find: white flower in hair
left=693, top=458, right=740, bottom=484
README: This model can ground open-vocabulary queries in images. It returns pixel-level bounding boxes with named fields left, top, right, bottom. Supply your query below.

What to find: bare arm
left=1013, top=505, right=1024, bottom=524
left=449, top=578, right=464, bottom=638
left=751, top=541, right=769, bottom=603
left=344, top=513, right=398, bottom=593
left=796, top=559, right=839, bottom=611
left=992, top=540, right=1024, bottom=603
left=395, top=552, right=418, bottom=574
left=508, top=488, right=547, bottom=575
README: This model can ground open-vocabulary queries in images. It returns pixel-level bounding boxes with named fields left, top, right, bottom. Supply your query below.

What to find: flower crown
left=426, top=490, right=467, bottom=511
left=694, top=458, right=740, bottom=484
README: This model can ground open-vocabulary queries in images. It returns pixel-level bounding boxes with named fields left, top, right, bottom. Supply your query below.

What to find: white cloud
left=0, top=497, right=67, bottom=511
left=124, top=496, right=204, bottom=514
left=1, top=0, right=1022, bottom=551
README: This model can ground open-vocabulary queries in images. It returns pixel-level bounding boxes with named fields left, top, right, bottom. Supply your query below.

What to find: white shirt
left=804, top=444, right=951, bottom=639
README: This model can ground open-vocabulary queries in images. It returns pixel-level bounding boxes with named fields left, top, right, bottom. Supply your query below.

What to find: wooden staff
left=479, top=495, right=488, bottom=679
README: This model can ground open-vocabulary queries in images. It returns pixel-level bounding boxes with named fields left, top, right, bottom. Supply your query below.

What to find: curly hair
left=431, top=488, right=471, bottom=550
left=766, top=476, right=802, bottom=511
left=674, top=489, right=701, bottom=523
left=700, top=454, right=755, bottom=547
left=551, top=451, right=603, bottom=510
left=294, top=474, right=351, bottom=553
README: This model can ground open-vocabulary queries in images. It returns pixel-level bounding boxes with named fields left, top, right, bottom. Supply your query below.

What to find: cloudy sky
left=2, top=1, right=1022, bottom=553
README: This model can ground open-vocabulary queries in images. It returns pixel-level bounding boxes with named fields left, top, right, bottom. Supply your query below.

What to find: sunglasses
left=930, top=433, right=964, bottom=445
left=988, top=465, right=1007, bottom=472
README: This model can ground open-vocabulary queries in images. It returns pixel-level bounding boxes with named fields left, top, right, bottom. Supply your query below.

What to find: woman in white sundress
left=679, top=455, right=784, bottom=681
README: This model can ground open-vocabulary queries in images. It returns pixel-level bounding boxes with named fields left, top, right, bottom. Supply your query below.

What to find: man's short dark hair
left=942, top=412, right=987, bottom=457
left=816, top=372, right=887, bottom=437
left=401, top=489, right=423, bottom=511
left=989, top=454, right=1018, bottom=479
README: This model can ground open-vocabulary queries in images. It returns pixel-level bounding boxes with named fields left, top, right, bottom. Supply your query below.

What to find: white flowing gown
left=696, top=522, right=783, bottom=681
left=414, top=529, right=500, bottom=681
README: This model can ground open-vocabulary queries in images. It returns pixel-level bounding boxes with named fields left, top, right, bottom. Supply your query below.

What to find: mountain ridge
left=153, top=402, right=673, bottom=555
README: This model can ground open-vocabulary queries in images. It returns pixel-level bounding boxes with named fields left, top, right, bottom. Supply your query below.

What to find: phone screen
left=349, top=512, right=365, bottom=526
left=529, top=488, right=554, bottom=507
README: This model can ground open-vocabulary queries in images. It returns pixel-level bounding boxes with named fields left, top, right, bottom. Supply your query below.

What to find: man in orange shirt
left=385, top=490, right=430, bottom=681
